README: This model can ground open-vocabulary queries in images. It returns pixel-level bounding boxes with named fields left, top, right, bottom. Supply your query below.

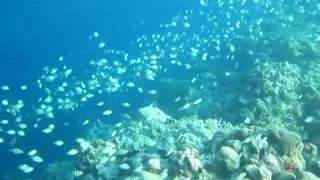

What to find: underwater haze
left=1, top=0, right=320, bottom=179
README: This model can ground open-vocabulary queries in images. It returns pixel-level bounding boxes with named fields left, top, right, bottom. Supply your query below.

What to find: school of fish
left=0, top=0, right=318, bottom=177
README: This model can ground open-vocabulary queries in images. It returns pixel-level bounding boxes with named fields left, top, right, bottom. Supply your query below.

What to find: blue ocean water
left=0, top=0, right=197, bottom=178
left=0, top=0, right=197, bottom=83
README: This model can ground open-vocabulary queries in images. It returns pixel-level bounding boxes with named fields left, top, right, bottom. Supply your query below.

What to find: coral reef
left=67, top=106, right=320, bottom=179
